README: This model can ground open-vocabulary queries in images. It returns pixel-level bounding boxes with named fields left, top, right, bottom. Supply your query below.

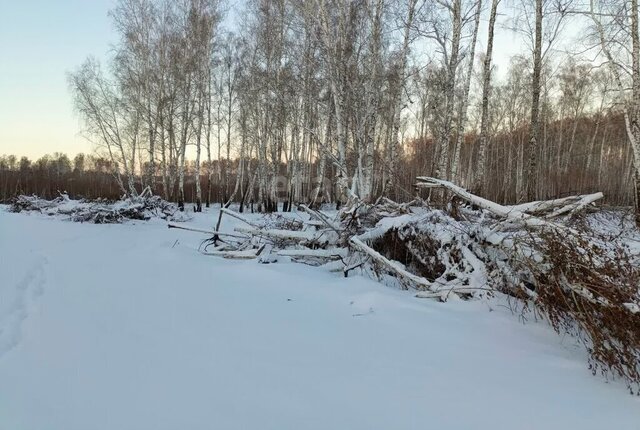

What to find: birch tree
left=588, top=0, right=640, bottom=224
left=514, top=0, right=571, bottom=201
left=451, top=0, right=482, bottom=183
left=473, top=0, right=500, bottom=193
left=69, top=59, right=139, bottom=196
left=384, top=0, right=420, bottom=196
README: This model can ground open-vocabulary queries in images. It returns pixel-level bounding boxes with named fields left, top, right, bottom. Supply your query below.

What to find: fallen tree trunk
left=349, top=236, right=456, bottom=300
left=203, top=249, right=260, bottom=259
left=276, top=248, right=348, bottom=259
left=168, top=223, right=249, bottom=239
left=235, top=227, right=320, bottom=243
left=507, top=192, right=603, bottom=216
left=544, top=192, right=604, bottom=218
left=416, top=177, right=571, bottom=231
left=221, top=207, right=259, bottom=228
left=298, top=204, right=342, bottom=233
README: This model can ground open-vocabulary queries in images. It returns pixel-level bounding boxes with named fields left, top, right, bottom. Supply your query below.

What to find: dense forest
left=0, top=108, right=635, bottom=208
left=3, top=0, right=640, bottom=218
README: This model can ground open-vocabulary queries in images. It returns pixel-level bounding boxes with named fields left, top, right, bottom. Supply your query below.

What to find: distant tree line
left=1, top=106, right=634, bottom=208
left=0, top=153, right=124, bottom=202
left=0, top=152, right=245, bottom=207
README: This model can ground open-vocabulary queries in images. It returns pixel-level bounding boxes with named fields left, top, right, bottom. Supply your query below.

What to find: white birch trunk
left=436, top=0, right=462, bottom=181
left=473, top=0, right=499, bottom=192
left=451, top=0, right=482, bottom=183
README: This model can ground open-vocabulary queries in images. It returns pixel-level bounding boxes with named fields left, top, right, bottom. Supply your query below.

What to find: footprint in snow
left=0, top=257, right=47, bottom=358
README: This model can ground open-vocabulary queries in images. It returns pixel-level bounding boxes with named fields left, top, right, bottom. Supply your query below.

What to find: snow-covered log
left=416, top=177, right=570, bottom=231
left=276, top=248, right=348, bottom=259
left=349, top=236, right=456, bottom=300
left=507, top=192, right=603, bottom=217
left=298, top=204, right=342, bottom=233
left=167, top=223, right=249, bottom=239
left=544, top=192, right=604, bottom=218
left=204, top=249, right=260, bottom=259
left=220, top=207, right=259, bottom=228
left=234, top=227, right=320, bottom=244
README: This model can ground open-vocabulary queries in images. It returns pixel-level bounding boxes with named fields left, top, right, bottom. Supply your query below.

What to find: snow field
left=0, top=208, right=639, bottom=429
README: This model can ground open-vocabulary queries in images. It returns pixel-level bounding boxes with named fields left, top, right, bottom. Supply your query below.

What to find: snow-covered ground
left=1, top=207, right=639, bottom=430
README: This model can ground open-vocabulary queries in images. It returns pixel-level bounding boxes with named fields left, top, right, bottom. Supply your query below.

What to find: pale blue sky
left=0, top=0, right=115, bottom=159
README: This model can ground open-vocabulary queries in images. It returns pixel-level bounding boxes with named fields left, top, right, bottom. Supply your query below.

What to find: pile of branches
left=417, top=179, right=639, bottom=391
left=173, top=177, right=640, bottom=391
left=8, top=188, right=184, bottom=223
left=517, top=229, right=640, bottom=388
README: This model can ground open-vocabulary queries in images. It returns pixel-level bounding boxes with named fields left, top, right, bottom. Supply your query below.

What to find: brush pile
left=9, top=188, right=184, bottom=223
left=179, top=176, right=640, bottom=392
